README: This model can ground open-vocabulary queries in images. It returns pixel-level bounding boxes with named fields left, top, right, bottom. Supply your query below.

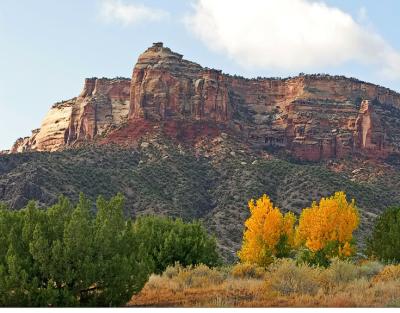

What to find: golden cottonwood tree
left=238, top=194, right=296, bottom=266
left=296, top=191, right=359, bottom=260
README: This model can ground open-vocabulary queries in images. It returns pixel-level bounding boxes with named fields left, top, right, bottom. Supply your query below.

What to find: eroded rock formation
left=129, top=42, right=230, bottom=122
left=9, top=43, right=400, bottom=161
left=18, top=78, right=131, bottom=152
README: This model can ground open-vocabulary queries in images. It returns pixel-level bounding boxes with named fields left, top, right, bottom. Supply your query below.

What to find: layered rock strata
left=9, top=42, right=400, bottom=161
left=14, top=78, right=130, bottom=152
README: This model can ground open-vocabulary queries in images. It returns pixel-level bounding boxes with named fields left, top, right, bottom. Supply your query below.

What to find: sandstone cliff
left=13, top=78, right=130, bottom=152
left=129, top=42, right=230, bottom=122
left=10, top=42, right=400, bottom=161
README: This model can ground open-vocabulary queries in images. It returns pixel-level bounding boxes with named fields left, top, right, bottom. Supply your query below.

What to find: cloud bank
left=185, top=0, right=400, bottom=79
left=100, top=0, right=168, bottom=26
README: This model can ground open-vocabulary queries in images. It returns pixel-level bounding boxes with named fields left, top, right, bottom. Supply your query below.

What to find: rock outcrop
left=129, top=42, right=230, bottom=122
left=9, top=42, right=400, bottom=161
left=10, top=129, right=40, bottom=153
left=21, top=78, right=131, bottom=151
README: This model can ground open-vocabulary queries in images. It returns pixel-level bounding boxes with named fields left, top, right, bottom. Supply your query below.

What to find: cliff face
left=14, top=78, right=130, bottom=152
left=129, top=42, right=230, bottom=122
left=10, top=129, right=40, bottom=153
left=10, top=43, right=400, bottom=161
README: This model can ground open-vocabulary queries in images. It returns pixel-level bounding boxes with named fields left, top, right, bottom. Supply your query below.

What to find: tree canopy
left=0, top=194, right=150, bottom=306
left=238, top=192, right=360, bottom=267
left=367, top=206, right=400, bottom=263
left=295, top=191, right=359, bottom=266
left=133, top=215, right=220, bottom=274
left=0, top=193, right=221, bottom=306
left=238, top=194, right=296, bottom=266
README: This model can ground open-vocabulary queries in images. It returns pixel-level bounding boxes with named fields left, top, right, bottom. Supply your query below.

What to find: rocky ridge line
left=10, top=42, right=400, bottom=161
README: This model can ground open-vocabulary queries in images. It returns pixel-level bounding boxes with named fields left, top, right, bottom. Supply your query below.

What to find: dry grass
left=128, top=260, right=400, bottom=307
left=147, top=263, right=226, bottom=291
left=373, top=264, right=400, bottom=283
left=265, top=259, right=321, bottom=296
left=231, top=262, right=266, bottom=279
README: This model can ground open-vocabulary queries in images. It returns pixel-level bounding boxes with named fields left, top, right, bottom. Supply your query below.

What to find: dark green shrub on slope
left=133, top=215, right=220, bottom=274
left=367, top=206, right=400, bottom=263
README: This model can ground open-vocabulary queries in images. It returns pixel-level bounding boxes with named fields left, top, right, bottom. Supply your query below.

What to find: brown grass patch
left=128, top=261, right=400, bottom=307
left=231, top=263, right=266, bottom=279
left=373, top=264, right=400, bottom=283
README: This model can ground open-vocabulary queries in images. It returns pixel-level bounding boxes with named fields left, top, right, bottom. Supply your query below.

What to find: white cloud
left=185, top=0, right=400, bottom=79
left=100, top=0, right=168, bottom=26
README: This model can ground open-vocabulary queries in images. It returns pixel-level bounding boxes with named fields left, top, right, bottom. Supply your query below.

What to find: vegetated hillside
left=1, top=132, right=400, bottom=262
left=5, top=42, right=400, bottom=263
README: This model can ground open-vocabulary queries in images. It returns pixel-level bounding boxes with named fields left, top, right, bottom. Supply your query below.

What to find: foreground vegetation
left=129, top=260, right=400, bottom=307
left=239, top=192, right=360, bottom=267
left=130, top=192, right=400, bottom=307
left=1, top=189, right=400, bottom=307
left=2, top=141, right=400, bottom=262
left=0, top=195, right=219, bottom=306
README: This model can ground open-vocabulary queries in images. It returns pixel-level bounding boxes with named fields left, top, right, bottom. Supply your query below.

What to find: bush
left=324, top=258, right=360, bottom=283
left=0, top=194, right=152, bottom=306
left=359, top=260, right=384, bottom=279
left=163, top=262, right=182, bottom=279
left=265, top=259, right=321, bottom=295
left=317, top=258, right=360, bottom=291
left=373, top=265, right=400, bottom=283
left=133, top=216, right=220, bottom=274
left=231, top=263, right=266, bottom=279
left=150, top=263, right=226, bottom=291
left=181, top=264, right=226, bottom=288
left=367, top=206, right=400, bottom=263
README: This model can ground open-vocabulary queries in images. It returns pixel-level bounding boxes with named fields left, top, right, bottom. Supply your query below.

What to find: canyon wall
left=129, top=42, right=230, bottom=122
left=12, top=78, right=130, bottom=152
left=10, top=43, right=400, bottom=160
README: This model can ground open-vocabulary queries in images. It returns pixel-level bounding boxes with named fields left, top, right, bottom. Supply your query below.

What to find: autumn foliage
left=239, top=192, right=359, bottom=267
left=238, top=194, right=296, bottom=266
left=296, top=191, right=359, bottom=264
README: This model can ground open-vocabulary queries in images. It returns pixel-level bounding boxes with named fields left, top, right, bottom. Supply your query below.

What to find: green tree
left=90, top=194, right=151, bottom=306
left=367, top=206, right=400, bottom=263
left=0, top=194, right=152, bottom=307
left=133, top=215, right=220, bottom=274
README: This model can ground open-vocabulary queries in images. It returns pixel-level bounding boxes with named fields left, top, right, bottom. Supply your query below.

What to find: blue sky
left=0, top=0, right=399, bottom=150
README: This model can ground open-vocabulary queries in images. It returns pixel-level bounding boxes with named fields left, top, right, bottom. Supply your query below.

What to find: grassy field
left=128, top=260, right=400, bottom=307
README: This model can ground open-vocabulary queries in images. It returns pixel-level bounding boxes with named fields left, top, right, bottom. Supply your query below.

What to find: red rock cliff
left=18, top=78, right=131, bottom=152
left=10, top=43, right=400, bottom=161
left=129, top=42, right=230, bottom=122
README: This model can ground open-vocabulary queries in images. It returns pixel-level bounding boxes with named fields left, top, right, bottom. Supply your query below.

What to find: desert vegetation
left=130, top=192, right=400, bottom=307
left=238, top=192, right=359, bottom=267
left=1, top=191, right=400, bottom=307
left=129, top=259, right=400, bottom=307
left=2, top=142, right=400, bottom=264
left=0, top=194, right=219, bottom=306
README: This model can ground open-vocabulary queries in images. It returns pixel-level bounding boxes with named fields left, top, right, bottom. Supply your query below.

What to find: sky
left=0, top=0, right=400, bottom=150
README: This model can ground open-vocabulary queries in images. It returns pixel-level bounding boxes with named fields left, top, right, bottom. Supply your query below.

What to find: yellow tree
left=238, top=194, right=296, bottom=266
left=296, top=191, right=359, bottom=263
